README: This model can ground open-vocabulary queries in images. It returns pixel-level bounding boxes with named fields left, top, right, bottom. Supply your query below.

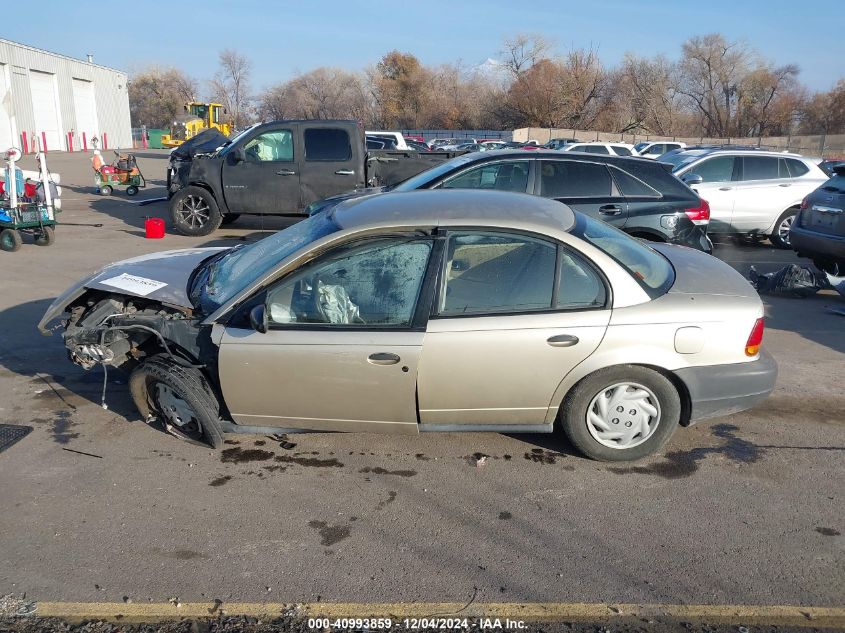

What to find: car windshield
left=393, top=153, right=480, bottom=191
left=662, top=150, right=707, bottom=171
left=571, top=214, right=674, bottom=298
left=634, top=142, right=649, bottom=152
left=218, top=124, right=260, bottom=156
left=197, top=213, right=342, bottom=313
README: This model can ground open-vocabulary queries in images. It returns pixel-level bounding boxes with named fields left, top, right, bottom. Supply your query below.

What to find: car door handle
left=335, top=169, right=355, bottom=176
left=276, top=169, right=296, bottom=176
left=547, top=334, right=579, bottom=347
left=599, top=205, right=622, bottom=216
left=718, top=186, right=733, bottom=191
left=778, top=183, right=791, bottom=187
left=367, top=352, right=401, bottom=365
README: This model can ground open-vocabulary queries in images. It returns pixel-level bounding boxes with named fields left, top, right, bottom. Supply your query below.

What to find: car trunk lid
left=651, top=243, right=757, bottom=298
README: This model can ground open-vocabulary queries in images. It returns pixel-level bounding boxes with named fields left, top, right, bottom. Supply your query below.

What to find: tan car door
left=416, top=231, right=611, bottom=428
left=217, top=236, right=437, bottom=434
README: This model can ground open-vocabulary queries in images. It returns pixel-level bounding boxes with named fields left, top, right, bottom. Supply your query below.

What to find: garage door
left=72, top=78, right=98, bottom=146
left=29, top=70, right=61, bottom=151
left=0, top=65, right=13, bottom=150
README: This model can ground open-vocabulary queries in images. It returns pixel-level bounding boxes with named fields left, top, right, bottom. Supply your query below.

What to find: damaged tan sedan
left=39, top=190, right=776, bottom=461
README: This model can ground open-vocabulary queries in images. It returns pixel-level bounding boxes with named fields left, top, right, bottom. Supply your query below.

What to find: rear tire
left=560, top=365, right=681, bottom=461
left=126, top=186, right=139, bottom=196
left=0, top=229, right=22, bottom=252
left=129, top=357, right=224, bottom=449
left=34, top=226, right=55, bottom=246
left=770, top=208, right=797, bottom=249
left=99, top=185, right=113, bottom=196
left=170, top=186, right=222, bottom=237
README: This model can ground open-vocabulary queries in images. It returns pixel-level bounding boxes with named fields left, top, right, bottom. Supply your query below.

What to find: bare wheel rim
left=586, top=382, right=661, bottom=449
left=777, top=215, right=794, bottom=244
left=177, top=195, right=211, bottom=229
left=153, top=382, right=203, bottom=442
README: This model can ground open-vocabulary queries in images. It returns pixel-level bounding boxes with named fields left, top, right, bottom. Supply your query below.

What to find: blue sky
left=5, top=0, right=843, bottom=92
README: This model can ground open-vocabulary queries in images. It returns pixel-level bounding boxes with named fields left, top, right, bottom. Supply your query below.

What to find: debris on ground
left=270, top=434, right=297, bottom=450
left=749, top=264, right=830, bottom=297
left=0, top=595, right=36, bottom=617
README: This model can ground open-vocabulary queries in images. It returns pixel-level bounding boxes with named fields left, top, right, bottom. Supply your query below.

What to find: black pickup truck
left=166, top=120, right=463, bottom=235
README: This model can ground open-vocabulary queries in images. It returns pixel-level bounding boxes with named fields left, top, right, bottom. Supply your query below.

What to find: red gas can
left=145, top=217, right=166, bottom=239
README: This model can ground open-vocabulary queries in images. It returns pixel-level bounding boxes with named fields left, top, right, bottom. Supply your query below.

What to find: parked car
left=404, top=134, right=425, bottom=144
left=438, top=139, right=478, bottom=151
left=790, top=164, right=845, bottom=274
left=634, top=141, right=687, bottom=159
left=454, top=143, right=487, bottom=152
left=366, top=136, right=398, bottom=150
left=562, top=142, right=637, bottom=157
left=166, top=120, right=467, bottom=236
left=306, top=150, right=713, bottom=252
left=365, top=131, right=410, bottom=150
left=405, top=140, right=432, bottom=152
left=545, top=138, right=581, bottom=150
left=818, top=159, right=845, bottom=177
left=663, top=148, right=829, bottom=248
left=39, top=190, right=776, bottom=461
left=479, top=140, right=510, bottom=150
left=427, top=138, right=458, bottom=149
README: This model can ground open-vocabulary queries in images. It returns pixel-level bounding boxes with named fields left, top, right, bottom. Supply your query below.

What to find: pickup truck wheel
left=129, top=358, right=224, bottom=449
left=770, top=208, right=797, bottom=249
left=220, top=214, right=241, bottom=225
left=560, top=365, right=680, bottom=462
left=170, top=186, right=222, bottom=236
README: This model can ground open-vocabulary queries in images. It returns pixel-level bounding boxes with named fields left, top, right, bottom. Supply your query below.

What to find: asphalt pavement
left=0, top=150, right=842, bottom=629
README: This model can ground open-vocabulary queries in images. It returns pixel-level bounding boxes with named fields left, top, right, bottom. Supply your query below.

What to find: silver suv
left=663, top=149, right=828, bottom=247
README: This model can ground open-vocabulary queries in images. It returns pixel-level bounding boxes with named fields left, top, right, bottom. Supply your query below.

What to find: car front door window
left=692, top=156, right=736, bottom=183
left=243, top=130, right=294, bottom=162
left=266, top=238, right=433, bottom=327
left=440, top=161, right=530, bottom=192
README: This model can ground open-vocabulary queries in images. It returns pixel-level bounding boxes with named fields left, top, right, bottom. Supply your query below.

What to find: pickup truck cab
left=167, top=120, right=460, bottom=236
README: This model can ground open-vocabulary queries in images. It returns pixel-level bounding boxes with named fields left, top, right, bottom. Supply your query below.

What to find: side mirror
left=249, top=304, right=268, bottom=334
left=682, top=173, right=703, bottom=186
left=229, top=148, right=245, bottom=164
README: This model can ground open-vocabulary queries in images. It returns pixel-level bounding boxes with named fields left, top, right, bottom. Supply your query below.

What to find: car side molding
left=418, top=423, right=554, bottom=434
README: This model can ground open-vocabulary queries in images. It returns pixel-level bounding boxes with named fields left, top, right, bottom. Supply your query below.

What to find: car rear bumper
left=790, top=225, right=845, bottom=262
left=675, top=350, right=778, bottom=424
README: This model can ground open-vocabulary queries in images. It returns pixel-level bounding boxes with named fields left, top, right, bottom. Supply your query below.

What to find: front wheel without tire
left=560, top=365, right=681, bottom=461
left=770, top=209, right=797, bottom=249
left=0, top=229, right=22, bottom=252
left=170, top=186, right=222, bottom=236
left=129, top=358, right=224, bottom=448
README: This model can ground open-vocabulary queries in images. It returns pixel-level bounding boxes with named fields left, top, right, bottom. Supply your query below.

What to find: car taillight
left=685, top=199, right=711, bottom=223
left=745, top=318, right=764, bottom=356
left=800, top=196, right=810, bottom=210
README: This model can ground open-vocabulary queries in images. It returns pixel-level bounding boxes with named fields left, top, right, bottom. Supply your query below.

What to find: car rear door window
left=692, top=156, right=735, bottom=183
left=440, top=160, right=530, bottom=192
left=266, top=238, right=432, bottom=326
left=741, top=156, right=779, bottom=181
left=583, top=145, right=610, bottom=155
left=609, top=166, right=660, bottom=197
left=785, top=158, right=810, bottom=177
left=439, top=232, right=557, bottom=315
left=612, top=145, right=633, bottom=156
left=556, top=250, right=607, bottom=309
left=539, top=160, right=613, bottom=198
left=304, top=128, right=352, bottom=161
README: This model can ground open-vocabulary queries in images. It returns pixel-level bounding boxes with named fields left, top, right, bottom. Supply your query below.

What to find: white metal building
left=0, top=39, right=131, bottom=152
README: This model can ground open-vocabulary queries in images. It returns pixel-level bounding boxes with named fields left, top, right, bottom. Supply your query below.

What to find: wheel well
left=557, top=363, right=692, bottom=427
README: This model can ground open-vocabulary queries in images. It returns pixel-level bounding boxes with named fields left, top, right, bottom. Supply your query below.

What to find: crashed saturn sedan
left=39, top=190, right=776, bottom=461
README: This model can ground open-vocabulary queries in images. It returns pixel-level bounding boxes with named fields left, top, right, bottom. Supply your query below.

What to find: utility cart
left=93, top=150, right=146, bottom=196
left=1, top=148, right=59, bottom=252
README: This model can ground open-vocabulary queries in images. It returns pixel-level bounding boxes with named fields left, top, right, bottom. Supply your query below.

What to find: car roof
left=331, top=189, right=577, bottom=235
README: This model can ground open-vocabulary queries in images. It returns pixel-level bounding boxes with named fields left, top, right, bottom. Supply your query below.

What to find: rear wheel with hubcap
left=129, top=357, right=224, bottom=448
left=561, top=365, right=681, bottom=461
left=170, top=186, right=222, bottom=236
left=770, top=208, right=797, bottom=249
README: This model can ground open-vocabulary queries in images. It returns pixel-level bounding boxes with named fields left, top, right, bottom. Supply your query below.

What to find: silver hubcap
left=155, top=383, right=201, bottom=438
left=177, top=195, right=210, bottom=229
left=586, top=382, right=661, bottom=449
left=777, top=215, right=794, bottom=244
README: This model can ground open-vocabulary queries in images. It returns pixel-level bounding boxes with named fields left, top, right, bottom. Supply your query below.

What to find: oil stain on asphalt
left=209, top=475, right=232, bottom=487
left=608, top=424, right=763, bottom=479
left=816, top=527, right=841, bottom=536
left=50, top=411, right=79, bottom=445
left=376, top=491, right=397, bottom=510
left=308, top=520, right=351, bottom=546
left=358, top=466, right=417, bottom=477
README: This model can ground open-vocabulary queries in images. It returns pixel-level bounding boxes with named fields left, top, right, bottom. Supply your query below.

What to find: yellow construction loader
left=161, top=103, right=232, bottom=148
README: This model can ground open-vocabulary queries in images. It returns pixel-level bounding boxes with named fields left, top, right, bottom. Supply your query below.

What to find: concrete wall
left=513, top=127, right=845, bottom=158
left=0, top=39, right=132, bottom=152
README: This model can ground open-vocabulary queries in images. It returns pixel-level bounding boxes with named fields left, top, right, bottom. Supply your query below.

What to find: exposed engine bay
left=63, top=292, right=208, bottom=372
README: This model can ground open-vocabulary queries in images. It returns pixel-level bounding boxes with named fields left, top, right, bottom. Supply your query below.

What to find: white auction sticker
left=99, top=273, right=168, bottom=296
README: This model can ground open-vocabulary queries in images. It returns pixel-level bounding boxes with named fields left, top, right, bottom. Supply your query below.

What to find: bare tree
left=209, top=49, right=253, bottom=129
left=500, top=33, right=552, bottom=78
left=128, top=66, right=198, bottom=128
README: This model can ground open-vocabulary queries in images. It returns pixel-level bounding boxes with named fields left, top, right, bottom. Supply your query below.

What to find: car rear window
left=610, top=166, right=661, bottom=197
left=304, top=128, right=352, bottom=161
left=570, top=214, right=674, bottom=298
left=821, top=174, right=845, bottom=193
